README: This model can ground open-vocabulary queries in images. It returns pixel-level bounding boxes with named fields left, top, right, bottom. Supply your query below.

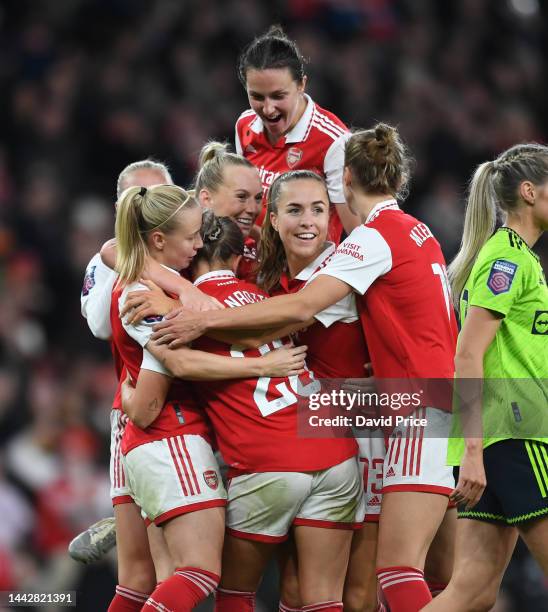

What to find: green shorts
left=454, top=439, right=548, bottom=525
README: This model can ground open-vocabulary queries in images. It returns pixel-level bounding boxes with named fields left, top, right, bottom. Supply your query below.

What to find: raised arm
left=152, top=275, right=351, bottom=347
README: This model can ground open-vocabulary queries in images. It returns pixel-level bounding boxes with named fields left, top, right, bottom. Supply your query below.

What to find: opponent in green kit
left=424, top=144, right=548, bottom=612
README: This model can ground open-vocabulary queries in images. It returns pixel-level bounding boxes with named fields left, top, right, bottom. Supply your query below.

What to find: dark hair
left=258, top=170, right=327, bottom=293
left=193, top=210, right=244, bottom=266
left=345, top=123, right=412, bottom=199
left=238, top=25, right=306, bottom=86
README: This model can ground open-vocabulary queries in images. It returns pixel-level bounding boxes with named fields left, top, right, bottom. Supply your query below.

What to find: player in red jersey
left=256, top=169, right=380, bottom=612
left=194, top=141, right=262, bottom=281
left=187, top=212, right=363, bottom=612
left=152, top=124, right=459, bottom=612
left=235, top=25, right=360, bottom=243
left=80, top=160, right=180, bottom=611
left=112, top=185, right=306, bottom=612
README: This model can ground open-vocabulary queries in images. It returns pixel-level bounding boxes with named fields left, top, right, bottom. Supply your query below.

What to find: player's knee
left=118, top=561, right=157, bottom=595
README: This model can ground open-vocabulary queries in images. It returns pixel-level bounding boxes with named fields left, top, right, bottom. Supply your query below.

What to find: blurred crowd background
left=0, top=0, right=547, bottom=610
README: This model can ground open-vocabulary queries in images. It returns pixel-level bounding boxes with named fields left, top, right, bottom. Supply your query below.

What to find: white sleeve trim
left=235, top=123, right=243, bottom=155
left=141, top=348, right=170, bottom=376
left=119, top=282, right=164, bottom=348
left=80, top=253, right=117, bottom=340
left=323, top=133, right=350, bottom=204
left=316, top=226, right=392, bottom=296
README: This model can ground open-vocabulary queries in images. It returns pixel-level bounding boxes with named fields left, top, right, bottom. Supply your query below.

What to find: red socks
left=143, top=567, right=219, bottom=612
left=108, top=585, right=149, bottom=611
left=279, top=603, right=303, bottom=611
left=426, top=580, right=447, bottom=597
left=215, top=587, right=255, bottom=611
left=302, top=604, right=343, bottom=611
left=377, top=566, right=432, bottom=612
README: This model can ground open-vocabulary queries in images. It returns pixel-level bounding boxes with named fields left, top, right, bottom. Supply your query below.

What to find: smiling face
left=202, top=165, right=262, bottom=238
left=148, top=205, right=203, bottom=271
left=270, top=178, right=329, bottom=271
left=245, top=68, right=307, bottom=143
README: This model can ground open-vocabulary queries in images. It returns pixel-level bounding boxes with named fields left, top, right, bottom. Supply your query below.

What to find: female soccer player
left=174, top=211, right=364, bottom=612
left=153, top=124, right=459, bottom=612
left=194, top=141, right=262, bottom=280
left=423, top=144, right=548, bottom=611
left=235, top=25, right=360, bottom=242
left=256, top=169, right=380, bottom=612
left=112, top=184, right=306, bottom=612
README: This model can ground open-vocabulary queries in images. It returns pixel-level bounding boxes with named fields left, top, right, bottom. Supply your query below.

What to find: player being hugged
left=194, top=141, right=262, bottom=281
left=424, top=144, right=548, bottom=611
left=112, top=185, right=305, bottom=612
left=235, top=25, right=360, bottom=242
left=153, top=124, right=460, bottom=612
left=186, top=211, right=364, bottom=612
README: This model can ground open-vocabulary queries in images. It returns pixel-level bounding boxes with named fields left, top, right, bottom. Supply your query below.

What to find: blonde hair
left=115, top=184, right=197, bottom=285
left=258, top=170, right=327, bottom=293
left=116, top=159, right=173, bottom=198
left=194, top=141, right=254, bottom=194
left=449, top=143, right=548, bottom=304
left=345, top=123, right=411, bottom=199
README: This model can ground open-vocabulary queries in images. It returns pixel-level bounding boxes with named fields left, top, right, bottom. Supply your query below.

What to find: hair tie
left=206, top=222, right=223, bottom=242
left=139, top=186, right=147, bottom=196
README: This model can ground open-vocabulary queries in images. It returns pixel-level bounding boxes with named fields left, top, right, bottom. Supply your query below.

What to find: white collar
left=295, top=242, right=335, bottom=281
left=250, top=94, right=315, bottom=144
left=365, top=199, right=399, bottom=224
left=194, top=269, right=235, bottom=287
left=160, top=263, right=181, bottom=275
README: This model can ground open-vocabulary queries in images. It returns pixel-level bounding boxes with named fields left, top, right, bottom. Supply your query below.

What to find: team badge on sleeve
left=487, top=260, right=517, bottom=295
left=82, top=265, right=96, bottom=296
left=532, top=311, right=548, bottom=335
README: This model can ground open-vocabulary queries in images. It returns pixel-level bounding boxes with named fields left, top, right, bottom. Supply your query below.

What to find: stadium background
left=0, top=0, right=546, bottom=610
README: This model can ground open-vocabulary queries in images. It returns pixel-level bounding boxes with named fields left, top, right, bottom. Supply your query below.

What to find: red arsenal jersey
left=235, top=94, right=348, bottom=243
left=110, top=283, right=211, bottom=455
left=237, top=236, right=258, bottom=282
left=272, top=243, right=370, bottom=379
left=316, top=200, right=458, bottom=408
left=192, top=270, right=357, bottom=474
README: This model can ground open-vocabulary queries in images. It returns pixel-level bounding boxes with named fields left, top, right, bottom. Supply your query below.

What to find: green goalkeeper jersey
left=447, top=227, right=548, bottom=466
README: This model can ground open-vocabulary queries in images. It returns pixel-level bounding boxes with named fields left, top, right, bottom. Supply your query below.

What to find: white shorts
left=383, top=407, right=454, bottom=496
left=110, top=409, right=133, bottom=504
left=357, top=431, right=386, bottom=522
left=123, top=434, right=227, bottom=525
left=226, top=457, right=365, bottom=543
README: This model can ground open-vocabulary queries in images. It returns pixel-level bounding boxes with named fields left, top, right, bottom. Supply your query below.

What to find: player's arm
left=121, top=369, right=171, bottom=429
left=121, top=280, right=315, bottom=348
left=146, top=341, right=307, bottom=380
left=100, top=239, right=221, bottom=312
left=151, top=275, right=351, bottom=347
left=81, top=253, right=117, bottom=340
left=451, top=306, right=503, bottom=509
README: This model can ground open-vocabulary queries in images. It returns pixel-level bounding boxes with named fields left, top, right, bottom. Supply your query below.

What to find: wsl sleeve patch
left=81, top=265, right=96, bottom=296
left=487, top=260, right=518, bottom=295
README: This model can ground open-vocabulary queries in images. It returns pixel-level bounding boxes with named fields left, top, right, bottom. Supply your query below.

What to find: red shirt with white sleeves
left=315, top=200, right=458, bottom=410
left=271, top=243, right=370, bottom=379
left=235, top=94, right=348, bottom=243
left=110, top=281, right=211, bottom=455
left=192, top=270, right=357, bottom=474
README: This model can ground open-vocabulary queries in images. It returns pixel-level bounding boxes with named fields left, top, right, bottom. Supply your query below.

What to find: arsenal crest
left=203, top=469, right=219, bottom=490
left=286, top=147, right=303, bottom=168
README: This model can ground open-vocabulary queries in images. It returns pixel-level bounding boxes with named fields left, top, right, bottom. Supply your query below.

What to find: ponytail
left=448, top=162, right=497, bottom=305
left=115, top=186, right=149, bottom=287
